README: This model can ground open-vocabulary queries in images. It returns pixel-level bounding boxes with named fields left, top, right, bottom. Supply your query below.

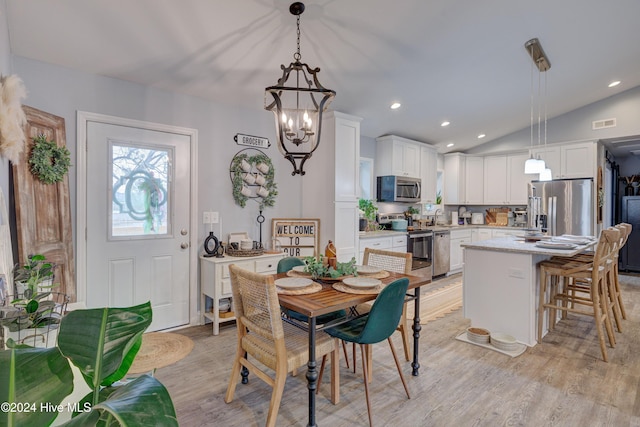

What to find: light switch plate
left=210, top=212, right=219, bottom=224
left=203, top=211, right=211, bottom=224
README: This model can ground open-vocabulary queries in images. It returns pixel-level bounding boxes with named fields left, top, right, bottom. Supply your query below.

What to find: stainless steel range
left=407, top=229, right=433, bottom=271
left=378, top=213, right=433, bottom=271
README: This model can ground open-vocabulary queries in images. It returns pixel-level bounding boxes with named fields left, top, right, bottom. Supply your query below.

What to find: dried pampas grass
left=0, top=74, right=28, bottom=163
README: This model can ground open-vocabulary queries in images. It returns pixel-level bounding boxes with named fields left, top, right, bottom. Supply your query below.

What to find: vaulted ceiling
left=5, top=0, right=640, bottom=153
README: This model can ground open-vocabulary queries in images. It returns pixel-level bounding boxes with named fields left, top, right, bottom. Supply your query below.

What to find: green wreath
left=29, top=134, right=71, bottom=184
left=230, top=151, right=277, bottom=209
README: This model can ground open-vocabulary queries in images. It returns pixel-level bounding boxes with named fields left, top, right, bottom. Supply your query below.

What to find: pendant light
left=538, top=67, right=552, bottom=181
left=523, top=38, right=550, bottom=175
left=264, top=2, right=336, bottom=176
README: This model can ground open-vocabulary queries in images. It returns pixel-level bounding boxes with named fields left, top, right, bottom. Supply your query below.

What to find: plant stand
left=0, top=291, right=68, bottom=349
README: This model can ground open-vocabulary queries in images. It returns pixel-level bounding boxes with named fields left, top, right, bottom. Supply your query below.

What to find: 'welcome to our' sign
left=271, top=218, right=320, bottom=257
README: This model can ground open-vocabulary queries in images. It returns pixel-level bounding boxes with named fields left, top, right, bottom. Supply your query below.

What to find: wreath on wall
left=229, top=149, right=277, bottom=209
left=28, top=134, right=71, bottom=184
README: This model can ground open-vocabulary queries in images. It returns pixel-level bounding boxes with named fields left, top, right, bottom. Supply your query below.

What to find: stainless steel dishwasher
left=433, top=230, right=451, bottom=276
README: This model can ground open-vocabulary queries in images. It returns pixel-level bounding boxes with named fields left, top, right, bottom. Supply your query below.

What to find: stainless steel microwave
left=376, top=176, right=421, bottom=203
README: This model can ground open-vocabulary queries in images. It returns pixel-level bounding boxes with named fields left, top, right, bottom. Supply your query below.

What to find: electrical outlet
left=203, top=211, right=211, bottom=224
left=210, top=212, right=219, bottom=224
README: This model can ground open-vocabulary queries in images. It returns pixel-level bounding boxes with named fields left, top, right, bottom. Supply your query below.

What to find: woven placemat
left=276, top=282, right=323, bottom=295
left=358, top=270, right=390, bottom=279
left=332, top=282, right=382, bottom=295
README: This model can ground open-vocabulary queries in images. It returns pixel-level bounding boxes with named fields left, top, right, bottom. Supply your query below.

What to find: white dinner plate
left=342, top=277, right=382, bottom=289
left=274, top=277, right=313, bottom=289
left=356, top=265, right=382, bottom=274
left=291, top=265, right=307, bottom=273
left=535, top=241, right=577, bottom=250
left=551, top=237, right=592, bottom=245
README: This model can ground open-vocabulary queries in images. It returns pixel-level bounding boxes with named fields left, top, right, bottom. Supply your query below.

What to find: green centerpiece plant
left=303, top=256, right=358, bottom=280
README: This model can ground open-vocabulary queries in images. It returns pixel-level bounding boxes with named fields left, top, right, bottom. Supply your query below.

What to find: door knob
left=181, top=229, right=188, bottom=236
left=181, top=242, right=189, bottom=249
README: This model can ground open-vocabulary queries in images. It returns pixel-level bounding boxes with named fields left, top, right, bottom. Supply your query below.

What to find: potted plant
left=13, top=254, right=56, bottom=296
left=405, top=206, right=420, bottom=221
left=0, top=291, right=67, bottom=348
left=358, top=199, right=378, bottom=232
left=0, top=301, right=177, bottom=426
left=1, top=255, right=63, bottom=348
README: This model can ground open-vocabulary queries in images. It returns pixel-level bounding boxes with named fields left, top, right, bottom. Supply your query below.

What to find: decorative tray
left=226, top=247, right=264, bottom=257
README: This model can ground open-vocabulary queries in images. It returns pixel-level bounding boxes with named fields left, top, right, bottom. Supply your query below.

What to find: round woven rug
left=128, top=332, right=194, bottom=374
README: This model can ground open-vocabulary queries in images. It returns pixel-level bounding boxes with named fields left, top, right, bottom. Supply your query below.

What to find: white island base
left=462, top=237, right=596, bottom=347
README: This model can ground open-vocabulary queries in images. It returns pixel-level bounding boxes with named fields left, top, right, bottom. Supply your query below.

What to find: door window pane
left=109, top=141, right=172, bottom=238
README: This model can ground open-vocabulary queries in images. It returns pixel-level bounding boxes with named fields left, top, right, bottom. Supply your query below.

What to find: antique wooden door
left=12, top=106, right=75, bottom=301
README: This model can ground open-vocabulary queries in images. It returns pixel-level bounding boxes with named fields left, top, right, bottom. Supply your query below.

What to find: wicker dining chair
left=224, top=264, right=339, bottom=427
left=361, top=248, right=413, bottom=361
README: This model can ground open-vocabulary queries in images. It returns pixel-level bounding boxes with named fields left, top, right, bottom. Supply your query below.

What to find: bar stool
left=537, top=228, right=619, bottom=362
left=611, top=223, right=631, bottom=320
left=552, top=224, right=630, bottom=332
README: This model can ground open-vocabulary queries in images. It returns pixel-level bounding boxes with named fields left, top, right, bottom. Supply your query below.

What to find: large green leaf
left=61, top=375, right=177, bottom=427
left=57, top=302, right=152, bottom=403
left=0, top=346, right=73, bottom=427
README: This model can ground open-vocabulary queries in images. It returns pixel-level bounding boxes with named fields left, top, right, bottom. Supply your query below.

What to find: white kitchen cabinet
left=444, top=153, right=465, bottom=204
left=358, top=235, right=393, bottom=264
left=449, top=229, right=472, bottom=273
left=464, top=156, right=484, bottom=204
left=302, top=111, right=362, bottom=262
left=392, top=234, right=408, bottom=252
left=420, top=145, right=438, bottom=204
left=483, top=152, right=530, bottom=205
left=200, top=253, right=284, bottom=335
left=444, top=153, right=483, bottom=204
left=471, top=228, right=492, bottom=242
left=376, top=135, right=421, bottom=178
left=531, top=141, right=595, bottom=179
left=507, top=152, right=531, bottom=204
left=491, top=228, right=525, bottom=239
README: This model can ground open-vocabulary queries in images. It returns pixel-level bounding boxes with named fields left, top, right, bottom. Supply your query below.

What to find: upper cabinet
left=444, top=153, right=483, bottom=204
left=376, top=135, right=420, bottom=178
left=530, top=141, right=595, bottom=179
left=420, top=145, right=437, bottom=204
left=484, top=152, right=530, bottom=205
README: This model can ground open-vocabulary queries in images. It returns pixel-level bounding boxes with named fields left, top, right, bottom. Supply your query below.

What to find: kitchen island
left=461, top=237, right=596, bottom=346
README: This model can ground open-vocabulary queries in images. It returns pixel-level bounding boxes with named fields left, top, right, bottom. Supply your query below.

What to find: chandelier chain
left=294, top=15, right=301, bottom=61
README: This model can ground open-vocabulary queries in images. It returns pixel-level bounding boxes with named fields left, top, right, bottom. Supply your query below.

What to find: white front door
left=85, top=121, right=191, bottom=331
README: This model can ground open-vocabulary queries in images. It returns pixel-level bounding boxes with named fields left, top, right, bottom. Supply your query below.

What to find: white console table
left=200, top=252, right=284, bottom=335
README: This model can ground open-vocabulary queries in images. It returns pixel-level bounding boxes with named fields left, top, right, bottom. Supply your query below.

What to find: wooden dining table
left=276, top=270, right=431, bottom=427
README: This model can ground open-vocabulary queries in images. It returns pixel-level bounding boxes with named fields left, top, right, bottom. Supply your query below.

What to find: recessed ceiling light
left=477, top=134, right=486, bottom=139
left=441, top=121, right=450, bottom=127
left=390, top=102, right=401, bottom=109
left=446, top=143, right=454, bottom=147
left=608, top=80, right=621, bottom=88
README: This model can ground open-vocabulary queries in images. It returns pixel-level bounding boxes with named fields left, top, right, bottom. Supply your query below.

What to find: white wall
left=0, top=0, right=13, bottom=201
left=467, top=85, right=640, bottom=155
left=10, top=55, right=304, bottom=257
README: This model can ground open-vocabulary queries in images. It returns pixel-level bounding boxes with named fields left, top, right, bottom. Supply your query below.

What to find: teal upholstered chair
left=276, top=256, right=305, bottom=274
left=321, top=278, right=411, bottom=426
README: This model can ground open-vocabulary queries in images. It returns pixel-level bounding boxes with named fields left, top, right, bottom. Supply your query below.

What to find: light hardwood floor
left=155, top=274, right=640, bottom=426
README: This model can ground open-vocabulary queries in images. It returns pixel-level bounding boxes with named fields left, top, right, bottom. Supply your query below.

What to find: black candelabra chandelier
left=264, top=2, right=336, bottom=176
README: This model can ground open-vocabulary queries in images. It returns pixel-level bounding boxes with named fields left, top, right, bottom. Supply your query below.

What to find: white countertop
left=461, top=237, right=596, bottom=256
left=359, top=225, right=527, bottom=238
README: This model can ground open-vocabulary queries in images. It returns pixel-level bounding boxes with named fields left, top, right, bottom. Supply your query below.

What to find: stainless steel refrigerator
left=528, top=178, right=594, bottom=236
